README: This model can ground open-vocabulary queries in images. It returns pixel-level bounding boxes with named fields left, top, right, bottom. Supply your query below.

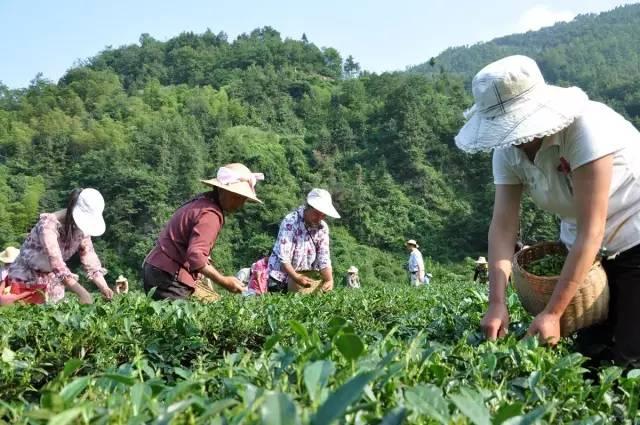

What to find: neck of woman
left=53, top=209, right=67, bottom=222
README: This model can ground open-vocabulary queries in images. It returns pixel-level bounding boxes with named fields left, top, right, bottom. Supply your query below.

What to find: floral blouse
left=268, top=206, right=331, bottom=284
left=7, top=213, right=106, bottom=303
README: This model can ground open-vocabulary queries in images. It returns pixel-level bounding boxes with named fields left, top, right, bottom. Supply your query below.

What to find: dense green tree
left=2, top=6, right=639, bottom=285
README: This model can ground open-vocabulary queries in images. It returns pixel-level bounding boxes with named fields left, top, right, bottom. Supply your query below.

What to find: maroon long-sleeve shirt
left=145, top=194, right=224, bottom=287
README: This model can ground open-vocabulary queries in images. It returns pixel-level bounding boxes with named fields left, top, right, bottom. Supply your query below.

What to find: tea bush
left=1, top=278, right=639, bottom=424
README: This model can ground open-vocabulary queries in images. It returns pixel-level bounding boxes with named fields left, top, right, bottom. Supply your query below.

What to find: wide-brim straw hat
left=406, top=239, right=419, bottom=248
left=0, top=246, right=20, bottom=264
left=475, top=256, right=488, bottom=264
left=347, top=266, right=358, bottom=274
left=72, top=188, right=106, bottom=237
left=201, top=163, right=264, bottom=204
left=455, top=55, right=589, bottom=153
left=115, top=275, right=128, bottom=283
left=306, top=188, right=340, bottom=218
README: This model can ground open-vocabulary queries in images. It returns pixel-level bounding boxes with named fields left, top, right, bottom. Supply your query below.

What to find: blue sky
left=1, top=0, right=637, bottom=88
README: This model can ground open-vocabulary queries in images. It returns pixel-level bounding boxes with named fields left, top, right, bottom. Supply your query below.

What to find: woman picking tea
left=455, top=55, right=640, bottom=366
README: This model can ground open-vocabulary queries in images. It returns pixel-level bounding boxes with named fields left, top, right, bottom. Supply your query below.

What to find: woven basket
left=192, top=279, right=221, bottom=303
left=512, top=241, right=609, bottom=336
left=287, top=270, right=323, bottom=294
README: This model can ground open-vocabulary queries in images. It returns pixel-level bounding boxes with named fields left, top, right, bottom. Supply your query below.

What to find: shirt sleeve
left=38, top=218, right=75, bottom=281
left=273, top=217, right=295, bottom=265
left=186, top=209, right=222, bottom=272
left=493, top=148, right=522, bottom=185
left=315, top=226, right=332, bottom=270
left=563, top=103, right=627, bottom=170
left=79, top=236, right=107, bottom=280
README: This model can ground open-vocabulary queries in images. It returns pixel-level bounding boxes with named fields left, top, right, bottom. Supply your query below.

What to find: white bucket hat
left=475, top=256, right=488, bottom=264
left=347, top=266, right=358, bottom=274
left=201, top=163, right=264, bottom=204
left=406, top=239, right=419, bottom=248
left=455, top=55, right=589, bottom=153
left=73, top=188, right=106, bottom=237
left=0, top=246, right=20, bottom=264
left=306, top=188, right=340, bottom=219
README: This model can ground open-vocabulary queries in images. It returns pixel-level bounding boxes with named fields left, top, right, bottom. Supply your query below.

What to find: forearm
left=544, top=233, right=603, bottom=316
left=488, top=221, right=518, bottom=304
left=320, top=266, right=333, bottom=285
left=64, top=278, right=92, bottom=304
left=92, top=274, right=109, bottom=291
left=282, top=263, right=299, bottom=281
left=198, top=264, right=228, bottom=286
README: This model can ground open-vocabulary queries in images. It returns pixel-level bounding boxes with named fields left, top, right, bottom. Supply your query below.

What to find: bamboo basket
left=511, top=241, right=609, bottom=336
left=192, top=279, right=221, bottom=303
left=287, top=270, right=324, bottom=294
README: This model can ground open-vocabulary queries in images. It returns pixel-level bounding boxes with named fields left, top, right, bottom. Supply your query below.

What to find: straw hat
left=306, top=188, right=340, bottom=218
left=475, top=256, right=488, bottom=264
left=115, top=275, right=128, bottom=283
left=347, top=266, right=359, bottom=274
left=406, top=239, right=419, bottom=248
left=455, top=55, right=589, bottom=153
left=201, top=163, right=264, bottom=204
left=72, top=188, right=106, bottom=237
left=0, top=246, right=20, bottom=264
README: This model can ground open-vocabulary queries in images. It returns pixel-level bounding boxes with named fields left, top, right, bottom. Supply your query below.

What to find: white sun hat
left=306, top=188, right=340, bottom=218
left=0, top=246, right=20, bottom=264
left=455, top=55, right=589, bottom=153
left=72, top=188, right=106, bottom=237
left=475, top=256, right=488, bottom=264
left=406, top=239, right=419, bottom=248
left=201, top=163, right=264, bottom=204
left=347, top=266, right=359, bottom=274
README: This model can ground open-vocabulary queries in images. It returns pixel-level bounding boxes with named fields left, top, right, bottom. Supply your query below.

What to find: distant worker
left=345, top=266, right=361, bottom=288
left=115, top=275, right=129, bottom=294
left=406, top=239, right=425, bottom=286
left=0, top=246, right=32, bottom=306
left=473, top=256, right=489, bottom=284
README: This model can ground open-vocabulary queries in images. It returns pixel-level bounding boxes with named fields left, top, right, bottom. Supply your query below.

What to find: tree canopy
left=2, top=4, right=640, bottom=284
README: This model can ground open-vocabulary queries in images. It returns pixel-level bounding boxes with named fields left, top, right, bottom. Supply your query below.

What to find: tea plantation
left=1, top=275, right=639, bottom=424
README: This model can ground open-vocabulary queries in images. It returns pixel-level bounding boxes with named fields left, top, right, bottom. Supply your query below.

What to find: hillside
left=4, top=2, right=638, bottom=282
left=410, top=3, right=640, bottom=127
left=0, top=27, right=484, bottom=283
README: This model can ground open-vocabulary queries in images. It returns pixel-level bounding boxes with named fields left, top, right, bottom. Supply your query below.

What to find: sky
left=1, top=0, right=637, bottom=88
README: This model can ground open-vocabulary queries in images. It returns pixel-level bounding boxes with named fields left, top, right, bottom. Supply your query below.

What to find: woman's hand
left=221, top=276, right=245, bottom=293
left=481, top=302, right=510, bottom=340
left=293, top=274, right=314, bottom=288
left=100, top=286, right=114, bottom=301
left=90, top=275, right=114, bottom=301
left=527, top=311, right=561, bottom=345
left=321, top=279, right=334, bottom=291
left=0, top=289, right=34, bottom=305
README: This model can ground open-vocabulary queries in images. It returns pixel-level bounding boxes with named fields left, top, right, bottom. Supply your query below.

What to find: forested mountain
left=410, top=3, right=640, bottom=128
left=2, top=2, right=639, bottom=284
left=0, top=28, right=480, bottom=283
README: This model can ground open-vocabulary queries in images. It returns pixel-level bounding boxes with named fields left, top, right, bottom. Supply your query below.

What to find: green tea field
left=1, top=276, right=639, bottom=424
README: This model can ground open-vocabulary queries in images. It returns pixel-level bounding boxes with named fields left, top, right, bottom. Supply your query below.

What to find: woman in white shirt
left=455, top=55, right=640, bottom=367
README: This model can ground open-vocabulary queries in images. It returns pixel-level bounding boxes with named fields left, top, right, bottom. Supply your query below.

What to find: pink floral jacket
left=7, top=213, right=106, bottom=303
